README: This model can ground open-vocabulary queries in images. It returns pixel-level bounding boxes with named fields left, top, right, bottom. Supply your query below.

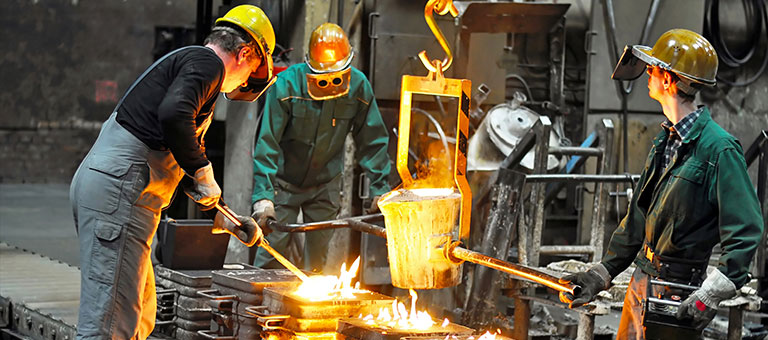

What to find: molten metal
left=360, top=289, right=447, bottom=331
left=293, top=257, right=369, bottom=301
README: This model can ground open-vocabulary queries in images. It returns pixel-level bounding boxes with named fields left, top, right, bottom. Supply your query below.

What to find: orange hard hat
left=613, top=29, right=718, bottom=87
left=305, top=23, right=354, bottom=73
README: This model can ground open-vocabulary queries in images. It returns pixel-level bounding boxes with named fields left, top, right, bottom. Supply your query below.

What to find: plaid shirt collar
left=661, top=106, right=704, bottom=141
left=660, top=107, right=703, bottom=169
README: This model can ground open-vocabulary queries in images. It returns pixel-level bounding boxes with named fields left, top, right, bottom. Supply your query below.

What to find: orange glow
left=293, top=257, right=369, bottom=301
left=394, top=73, right=472, bottom=245
left=360, top=289, right=449, bottom=331
left=441, top=331, right=499, bottom=340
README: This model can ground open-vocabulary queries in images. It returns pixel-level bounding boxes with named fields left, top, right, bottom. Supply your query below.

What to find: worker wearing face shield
left=251, top=23, right=391, bottom=273
left=558, top=29, right=763, bottom=339
left=69, top=5, right=275, bottom=339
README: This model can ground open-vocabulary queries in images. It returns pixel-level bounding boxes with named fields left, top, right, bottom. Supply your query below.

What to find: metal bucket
left=378, top=188, right=462, bottom=289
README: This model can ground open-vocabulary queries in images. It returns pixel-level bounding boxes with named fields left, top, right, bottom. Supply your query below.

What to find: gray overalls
left=70, top=112, right=190, bottom=339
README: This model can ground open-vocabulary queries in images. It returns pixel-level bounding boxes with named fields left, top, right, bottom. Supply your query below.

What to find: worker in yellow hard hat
left=251, top=23, right=391, bottom=272
left=559, top=29, right=763, bottom=339
left=70, top=5, right=276, bottom=338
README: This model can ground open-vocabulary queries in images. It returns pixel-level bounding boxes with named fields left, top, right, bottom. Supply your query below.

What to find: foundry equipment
left=213, top=201, right=308, bottom=281
left=643, top=279, right=701, bottom=340
left=376, top=0, right=580, bottom=296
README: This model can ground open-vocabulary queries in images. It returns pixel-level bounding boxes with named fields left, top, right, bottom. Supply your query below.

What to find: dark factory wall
left=0, top=0, right=198, bottom=183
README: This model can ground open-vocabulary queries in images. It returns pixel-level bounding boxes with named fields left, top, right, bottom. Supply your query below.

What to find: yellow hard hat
left=216, top=5, right=276, bottom=102
left=305, top=23, right=354, bottom=73
left=216, top=5, right=276, bottom=60
left=612, top=29, right=718, bottom=86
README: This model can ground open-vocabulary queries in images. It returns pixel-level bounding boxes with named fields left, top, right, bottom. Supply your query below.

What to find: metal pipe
left=649, top=279, right=698, bottom=291
left=526, top=174, right=640, bottom=183
left=548, top=146, right=603, bottom=157
left=539, top=245, right=596, bottom=255
left=268, top=215, right=387, bottom=239
left=445, top=242, right=580, bottom=296
left=648, top=297, right=680, bottom=307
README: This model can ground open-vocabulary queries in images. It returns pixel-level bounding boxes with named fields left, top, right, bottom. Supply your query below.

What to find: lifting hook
left=419, top=0, right=458, bottom=74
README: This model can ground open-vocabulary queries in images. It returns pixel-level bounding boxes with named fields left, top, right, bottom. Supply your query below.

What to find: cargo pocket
left=79, top=155, right=133, bottom=214
left=89, top=220, right=125, bottom=285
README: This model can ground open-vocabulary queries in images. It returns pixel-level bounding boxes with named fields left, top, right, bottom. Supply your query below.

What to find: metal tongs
left=212, top=200, right=309, bottom=281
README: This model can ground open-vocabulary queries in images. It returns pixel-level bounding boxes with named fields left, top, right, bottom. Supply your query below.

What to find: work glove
left=183, top=163, right=221, bottom=209
left=676, top=268, right=737, bottom=330
left=213, top=211, right=263, bottom=247
left=251, top=199, right=276, bottom=235
left=365, top=195, right=382, bottom=214
left=558, top=263, right=612, bottom=308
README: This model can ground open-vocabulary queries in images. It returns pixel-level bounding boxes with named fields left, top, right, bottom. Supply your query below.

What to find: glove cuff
left=589, top=263, right=612, bottom=290
left=252, top=199, right=275, bottom=215
left=697, top=268, right=737, bottom=308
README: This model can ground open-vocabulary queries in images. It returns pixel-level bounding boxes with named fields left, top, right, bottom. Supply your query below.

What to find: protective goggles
left=306, top=67, right=351, bottom=100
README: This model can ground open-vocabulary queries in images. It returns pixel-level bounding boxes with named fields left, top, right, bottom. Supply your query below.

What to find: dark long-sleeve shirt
left=116, top=46, right=224, bottom=174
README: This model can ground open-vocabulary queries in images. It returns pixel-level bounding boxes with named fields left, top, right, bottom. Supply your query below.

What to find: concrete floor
left=0, top=183, right=80, bottom=267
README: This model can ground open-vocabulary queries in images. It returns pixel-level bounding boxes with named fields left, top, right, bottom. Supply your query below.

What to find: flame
left=442, top=331, right=499, bottom=340
left=476, top=331, right=498, bottom=340
left=361, top=289, right=449, bottom=330
left=293, top=257, right=369, bottom=301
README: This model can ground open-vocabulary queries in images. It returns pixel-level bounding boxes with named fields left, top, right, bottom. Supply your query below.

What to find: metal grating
left=0, top=242, right=80, bottom=340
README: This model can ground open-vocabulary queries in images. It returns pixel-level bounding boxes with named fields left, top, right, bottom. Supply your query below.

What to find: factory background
left=0, top=1, right=766, bottom=339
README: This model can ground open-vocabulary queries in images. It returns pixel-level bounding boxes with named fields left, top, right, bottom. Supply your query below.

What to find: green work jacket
left=601, top=107, right=764, bottom=288
left=252, top=63, right=391, bottom=203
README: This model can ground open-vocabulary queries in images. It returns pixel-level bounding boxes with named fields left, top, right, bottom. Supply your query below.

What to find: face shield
left=305, top=67, right=351, bottom=100
left=611, top=45, right=666, bottom=81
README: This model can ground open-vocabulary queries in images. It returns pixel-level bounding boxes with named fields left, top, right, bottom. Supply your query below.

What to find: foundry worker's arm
left=251, top=80, right=289, bottom=226
left=675, top=142, right=765, bottom=328
left=351, top=76, right=391, bottom=213
left=709, top=144, right=764, bottom=288
left=559, top=164, right=650, bottom=308
left=158, top=54, right=224, bottom=208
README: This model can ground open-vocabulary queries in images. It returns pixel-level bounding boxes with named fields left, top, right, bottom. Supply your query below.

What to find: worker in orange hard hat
left=70, top=5, right=275, bottom=338
left=251, top=23, right=391, bottom=272
left=559, top=29, right=763, bottom=339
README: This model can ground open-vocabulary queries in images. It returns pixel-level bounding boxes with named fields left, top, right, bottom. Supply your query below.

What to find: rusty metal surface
left=0, top=243, right=80, bottom=340
left=212, top=268, right=302, bottom=295
left=337, top=318, right=474, bottom=340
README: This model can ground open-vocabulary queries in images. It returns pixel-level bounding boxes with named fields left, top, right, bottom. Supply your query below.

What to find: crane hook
left=419, top=0, right=458, bottom=74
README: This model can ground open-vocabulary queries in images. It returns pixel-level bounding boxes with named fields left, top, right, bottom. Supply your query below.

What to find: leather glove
left=558, top=263, right=612, bottom=308
left=213, top=211, right=263, bottom=247
left=251, top=199, right=276, bottom=235
left=365, top=195, right=382, bottom=214
left=676, top=268, right=736, bottom=330
left=184, top=163, right=221, bottom=209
